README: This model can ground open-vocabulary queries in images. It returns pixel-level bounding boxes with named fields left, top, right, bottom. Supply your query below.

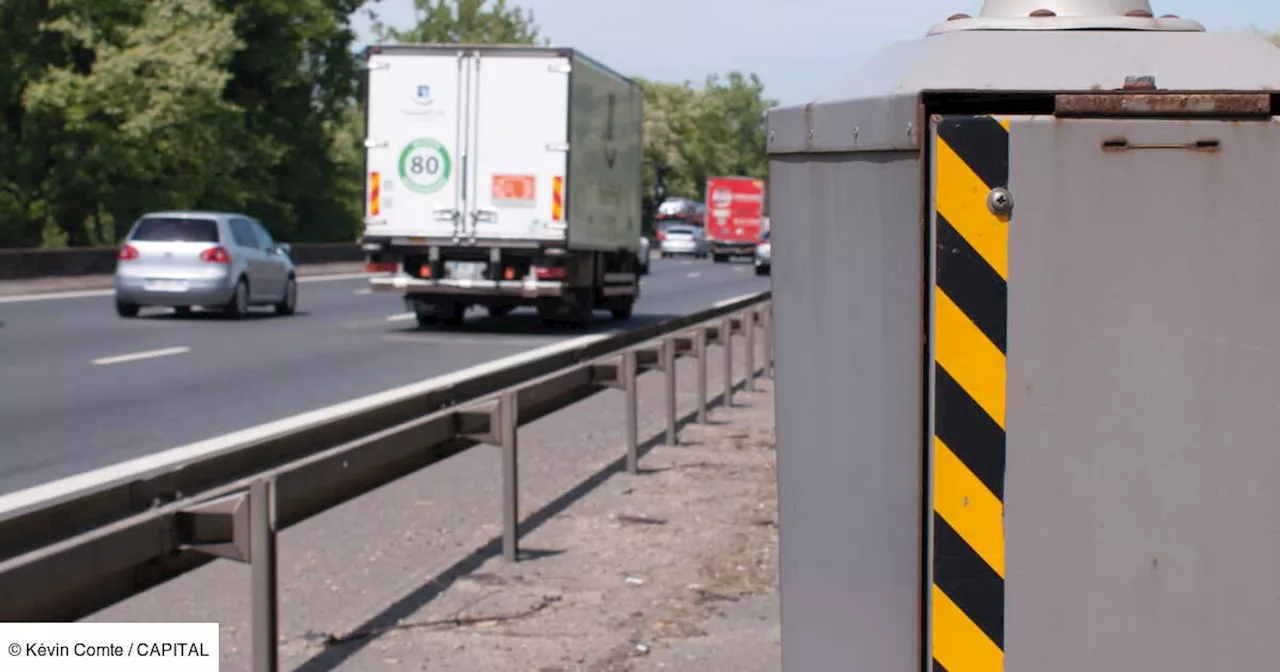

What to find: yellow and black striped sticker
left=930, top=114, right=1009, bottom=672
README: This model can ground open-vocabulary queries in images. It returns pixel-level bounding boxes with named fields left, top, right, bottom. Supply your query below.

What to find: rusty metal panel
left=1002, top=116, right=1280, bottom=670
left=1054, top=93, right=1271, bottom=117
left=770, top=151, right=925, bottom=671
left=770, top=29, right=1280, bottom=155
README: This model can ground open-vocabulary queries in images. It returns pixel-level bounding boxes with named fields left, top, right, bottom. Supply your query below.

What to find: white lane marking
left=0, top=271, right=372, bottom=305
left=91, top=346, right=191, bottom=366
left=0, top=331, right=615, bottom=522
left=386, top=312, right=415, bottom=322
left=734, top=267, right=748, bottom=273
left=382, top=334, right=551, bottom=347
left=354, top=289, right=373, bottom=295
left=687, top=272, right=702, bottom=279
left=713, top=291, right=767, bottom=308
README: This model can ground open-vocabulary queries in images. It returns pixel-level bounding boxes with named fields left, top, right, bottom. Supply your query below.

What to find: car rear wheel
left=712, top=254, right=729, bottom=263
left=487, top=305, right=514, bottom=318
left=116, top=301, right=140, bottom=318
left=275, top=276, right=297, bottom=316
left=174, top=306, right=192, bottom=317
left=224, top=278, right=249, bottom=319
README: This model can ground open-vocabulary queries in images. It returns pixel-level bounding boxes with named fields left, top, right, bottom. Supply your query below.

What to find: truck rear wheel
left=413, top=301, right=466, bottom=328
left=571, top=289, right=596, bottom=327
left=487, top=305, right=514, bottom=318
left=610, top=297, right=635, bottom=320
left=712, top=253, right=729, bottom=263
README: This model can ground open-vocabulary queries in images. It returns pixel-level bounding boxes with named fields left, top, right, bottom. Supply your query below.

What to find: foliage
left=637, top=73, right=776, bottom=228
left=0, top=0, right=774, bottom=248
left=23, top=0, right=248, bottom=246
left=372, top=0, right=544, bottom=45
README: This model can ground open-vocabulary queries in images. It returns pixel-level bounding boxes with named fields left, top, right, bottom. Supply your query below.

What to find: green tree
left=637, top=73, right=776, bottom=228
left=23, top=0, right=248, bottom=246
left=373, top=0, right=544, bottom=44
left=216, top=0, right=369, bottom=243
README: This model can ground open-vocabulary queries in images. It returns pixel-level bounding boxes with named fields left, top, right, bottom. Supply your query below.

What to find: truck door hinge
left=549, top=64, right=572, bottom=74
left=364, top=139, right=389, bottom=149
left=546, top=142, right=570, bottom=152
left=366, top=60, right=389, bottom=71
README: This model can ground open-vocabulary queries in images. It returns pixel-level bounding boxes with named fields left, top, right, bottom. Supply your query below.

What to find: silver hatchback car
left=114, top=211, right=297, bottom=319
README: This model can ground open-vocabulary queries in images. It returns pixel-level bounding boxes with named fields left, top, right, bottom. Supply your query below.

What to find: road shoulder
left=329, top=378, right=780, bottom=671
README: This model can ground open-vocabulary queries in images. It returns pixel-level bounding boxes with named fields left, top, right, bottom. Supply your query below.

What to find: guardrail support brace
left=622, top=350, right=639, bottom=474
left=721, top=316, right=733, bottom=408
left=250, top=478, right=279, bottom=672
left=695, top=328, right=708, bottom=424
left=662, top=338, right=678, bottom=445
left=499, top=390, right=519, bottom=563
left=745, top=309, right=757, bottom=392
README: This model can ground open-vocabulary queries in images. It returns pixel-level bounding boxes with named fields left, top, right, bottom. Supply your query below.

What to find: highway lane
left=0, top=257, right=767, bottom=494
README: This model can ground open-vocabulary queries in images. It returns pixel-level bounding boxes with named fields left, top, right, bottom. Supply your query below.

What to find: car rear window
left=130, top=217, right=220, bottom=242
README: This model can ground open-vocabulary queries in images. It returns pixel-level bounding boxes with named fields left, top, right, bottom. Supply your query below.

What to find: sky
left=350, top=1, right=1280, bottom=107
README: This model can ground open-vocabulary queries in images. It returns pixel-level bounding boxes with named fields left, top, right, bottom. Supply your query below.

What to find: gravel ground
left=85, top=330, right=780, bottom=672
left=328, top=380, right=780, bottom=672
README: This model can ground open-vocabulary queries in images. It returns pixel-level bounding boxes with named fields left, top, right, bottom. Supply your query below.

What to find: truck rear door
left=363, top=50, right=465, bottom=241
left=464, top=52, right=570, bottom=244
left=707, top=178, right=765, bottom=242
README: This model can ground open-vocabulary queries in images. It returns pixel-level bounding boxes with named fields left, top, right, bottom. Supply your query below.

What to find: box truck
left=359, top=45, right=644, bottom=326
left=704, top=176, right=765, bottom=262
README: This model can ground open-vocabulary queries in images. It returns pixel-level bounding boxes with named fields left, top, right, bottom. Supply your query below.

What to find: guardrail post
left=249, top=478, right=278, bottom=672
left=762, top=303, right=774, bottom=379
left=499, top=390, right=519, bottom=563
left=662, top=337, right=678, bottom=445
left=745, top=309, right=757, bottom=392
left=695, top=328, right=708, bottom=424
left=622, top=350, right=639, bottom=474
left=721, top=316, right=733, bottom=408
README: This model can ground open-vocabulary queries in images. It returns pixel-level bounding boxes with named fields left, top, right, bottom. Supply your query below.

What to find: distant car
left=637, top=236, right=651, bottom=275
left=754, top=230, right=771, bottom=275
left=659, top=225, right=709, bottom=258
left=655, top=197, right=704, bottom=226
left=113, top=211, right=297, bottom=319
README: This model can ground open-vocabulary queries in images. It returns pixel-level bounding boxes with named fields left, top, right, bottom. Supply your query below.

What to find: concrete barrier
left=0, top=243, right=363, bottom=281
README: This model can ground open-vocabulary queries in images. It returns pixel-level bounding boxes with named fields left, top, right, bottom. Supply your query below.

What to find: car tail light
left=366, top=261, right=396, bottom=273
left=118, top=244, right=139, bottom=261
left=200, top=246, right=231, bottom=263
left=655, top=230, right=665, bottom=241
left=534, top=266, right=567, bottom=280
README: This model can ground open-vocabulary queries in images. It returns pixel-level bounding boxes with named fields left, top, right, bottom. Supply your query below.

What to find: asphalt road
left=0, top=257, right=768, bottom=495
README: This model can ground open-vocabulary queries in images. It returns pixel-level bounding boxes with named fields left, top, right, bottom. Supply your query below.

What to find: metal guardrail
left=0, top=243, right=363, bottom=281
left=0, top=291, right=773, bottom=671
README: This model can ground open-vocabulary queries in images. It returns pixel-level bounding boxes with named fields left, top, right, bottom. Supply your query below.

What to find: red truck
left=704, top=176, right=765, bottom=262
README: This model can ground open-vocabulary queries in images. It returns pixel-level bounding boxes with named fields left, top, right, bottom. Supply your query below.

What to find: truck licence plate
left=446, top=262, right=486, bottom=280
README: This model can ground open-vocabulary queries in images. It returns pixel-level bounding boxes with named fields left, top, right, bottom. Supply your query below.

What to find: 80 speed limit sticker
left=398, top=138, right=452, bottom=194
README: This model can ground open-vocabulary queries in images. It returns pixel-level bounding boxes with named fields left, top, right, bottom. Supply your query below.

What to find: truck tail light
left=369, top=172, right=381, bottom=216
left=551, top=176, right=564, bottom=222
left=366, top=261, right=396, bottom=273
left=534, top=266, right=567, bottom=280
